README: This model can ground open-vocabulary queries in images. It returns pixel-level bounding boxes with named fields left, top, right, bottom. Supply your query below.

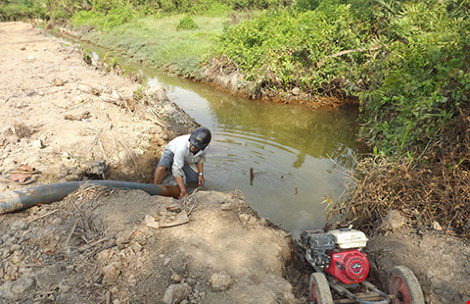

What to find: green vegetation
left=76, top=15, right=224, bottom=76
left=0, top=0, right=45, bottom=20
left=176, top=15, right=198, bottom=31
left=215, top=6, right=365, bottom=92
left=215, top=0, right=470, bottom=158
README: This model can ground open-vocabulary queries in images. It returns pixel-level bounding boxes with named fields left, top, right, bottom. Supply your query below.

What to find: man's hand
left=198, top=174, right=205, bottom=186
left=179, top=188, right=188, bottom=199
left=175, top=176, right=187, bottom=199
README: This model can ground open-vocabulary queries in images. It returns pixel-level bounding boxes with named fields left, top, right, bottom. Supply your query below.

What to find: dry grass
left=327, top=109, right=470, bottom=239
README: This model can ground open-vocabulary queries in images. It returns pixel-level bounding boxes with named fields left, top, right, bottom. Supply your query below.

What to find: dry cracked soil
left=0, top=22, right=469, bottom=304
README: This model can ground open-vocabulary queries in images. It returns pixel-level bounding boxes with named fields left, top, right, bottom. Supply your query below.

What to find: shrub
left=176, top=14, right=198, bottom=31
left=0, top=0, right=46, bottom=20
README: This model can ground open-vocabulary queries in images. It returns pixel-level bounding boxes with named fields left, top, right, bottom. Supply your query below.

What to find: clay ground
left=0, top=22, right=469, bottom=304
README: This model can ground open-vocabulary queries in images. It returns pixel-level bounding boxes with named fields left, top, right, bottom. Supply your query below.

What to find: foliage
left=358, top=0, right=470, bottom=156
left=71, top=2, right=136, bottom=30
left=215, top=5, right=372, bottom=93
left=0, top=0, right=45, bottom=20
left=215, top=0, right=470, bottom=158
left=73, top=15, right=223, bottom=75
left=176, top=14, right=198, bottom=31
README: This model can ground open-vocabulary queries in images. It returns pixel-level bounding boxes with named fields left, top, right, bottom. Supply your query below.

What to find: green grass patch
left=72, top=14, right=226, bottom=75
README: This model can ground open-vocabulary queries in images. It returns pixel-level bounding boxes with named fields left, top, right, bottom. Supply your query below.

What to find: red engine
left=325, top=249, right=369, bottom=284
left=301, top=228, right=370, bottom=285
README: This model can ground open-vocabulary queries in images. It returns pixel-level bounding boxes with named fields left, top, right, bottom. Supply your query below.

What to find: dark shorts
left=158, top=149, right=198, bottom=183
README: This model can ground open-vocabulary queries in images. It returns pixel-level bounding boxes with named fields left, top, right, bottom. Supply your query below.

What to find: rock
left=111, top=90, right=122, bottom=100
left=11, top=250, right=25, bottom=264
left=171, top=272, right=182, bottom=283
left=0, top=276, right=35, bottom=300
left=432, top=221, right=443, bottom=231
left=102, top=262, right=121, bottom=285
left=144, top=215, right=160, bottom=229
left=209, top=271, right=233, bottom=291
left=378, top=210, right=406, bottom=232
left=32, top=139, right=45, bottom=149
left=292, top=87, right=301, bottom=96
left=162, top=283, right=191, bottom=304
left=55, top=78, right=65, bottom=86
left=238, top=213, right=258, bottom=227
left=10, top=221, right=28, bottom=230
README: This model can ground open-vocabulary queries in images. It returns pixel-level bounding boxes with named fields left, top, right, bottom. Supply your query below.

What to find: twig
left=316, top=45, right=383, bottom=68
left=98, top=138, right=109, bottom=161
left=78, top=237, right=112, bottom=252
left=148, top=108, right=167, bottom=128
left=87, top=128, right=103, bottom=155
left=65, top=219, right=78, bottom=246
left=29, top=209, right=59, bottom=222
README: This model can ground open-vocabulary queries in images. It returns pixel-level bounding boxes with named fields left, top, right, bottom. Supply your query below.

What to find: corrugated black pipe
left=0, top=180, right=180, bottom=215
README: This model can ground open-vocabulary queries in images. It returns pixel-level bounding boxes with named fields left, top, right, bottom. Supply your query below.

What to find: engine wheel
left=388, top=266, right=424, bottom=304
left=309, top=272, right=333, bottom=304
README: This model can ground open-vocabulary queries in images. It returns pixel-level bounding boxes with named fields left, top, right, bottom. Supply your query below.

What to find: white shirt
left=165, top=134, right=207, bottom=177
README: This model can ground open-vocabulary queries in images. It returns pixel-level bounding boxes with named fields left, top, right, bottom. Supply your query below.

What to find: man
left=153, top=127, right=212, bottom=198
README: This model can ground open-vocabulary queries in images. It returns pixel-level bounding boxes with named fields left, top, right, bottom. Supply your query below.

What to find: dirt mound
left=366, top=227, right=470, bottom=304
left=0, top=186, right=302, bottom=303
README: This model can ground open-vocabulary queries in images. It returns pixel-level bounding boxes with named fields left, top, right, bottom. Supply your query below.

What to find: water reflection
left=75, top=44, right=361, bottom=236
left=149, top=73, right=361, bottom=236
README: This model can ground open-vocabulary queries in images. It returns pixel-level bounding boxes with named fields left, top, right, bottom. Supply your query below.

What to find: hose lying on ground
left=0, top=180, right=180, bottom=215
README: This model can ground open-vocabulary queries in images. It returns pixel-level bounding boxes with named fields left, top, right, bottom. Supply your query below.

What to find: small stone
left=163, top=257, right=171, bottom=266
left=220, top=203, right=232, bottom=210
left=102, top=262, right=121, bottom=285
left=111, top=90, right=121, bottom=100
left=292, top=87, right=301, bottom=96
left=55, top=78, right=65, bottom=86
left=144, top=215, right=160, bottom=229
left=431, top=221, right=443, bottom=231
left=378, top=210, right=406, bottom=232
left=163, top=283, right=191, bottom=304
left=11, top=251, right=24, bottom=264
left=0, top=277, right=35, bottom=300
left=209, top=271, right=233, bottom=291
left=32, top=139, right=45, bottom=149
left=171, top=272, right=182, bottom=283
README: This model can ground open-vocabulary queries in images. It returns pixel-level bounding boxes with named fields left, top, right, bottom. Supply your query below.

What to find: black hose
left=0, top=180, right=178, bottom=215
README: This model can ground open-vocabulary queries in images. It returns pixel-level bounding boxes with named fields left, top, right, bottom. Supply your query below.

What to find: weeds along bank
left=5, top=0, right=470, bottom=236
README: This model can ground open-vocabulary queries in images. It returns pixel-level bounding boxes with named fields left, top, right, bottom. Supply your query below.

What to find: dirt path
left=0, top=21, right=469, bottom=304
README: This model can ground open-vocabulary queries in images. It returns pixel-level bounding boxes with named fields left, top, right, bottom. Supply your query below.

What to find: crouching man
left=153, top=127, right=212, bottom=198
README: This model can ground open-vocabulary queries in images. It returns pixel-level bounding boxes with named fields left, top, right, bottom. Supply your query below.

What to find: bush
left=0, top=0, right=45, bottom=20
left=358, top=0, right=470, bottom=156
left=215, top=5, right=369, bottom=92
left=176, top=14, right=198, bottom=30
left=71, top=3, right=136, bottom=30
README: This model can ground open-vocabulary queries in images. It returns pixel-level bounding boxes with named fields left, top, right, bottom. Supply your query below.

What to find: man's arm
left=175, top=176, right=187, bottom=198
left=197, top=163, right=204, bottom=186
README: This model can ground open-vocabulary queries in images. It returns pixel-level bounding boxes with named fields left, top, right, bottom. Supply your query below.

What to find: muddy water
left=153, top=74, right=362, bottom=236
left=88, top=49, right=362, bottom=236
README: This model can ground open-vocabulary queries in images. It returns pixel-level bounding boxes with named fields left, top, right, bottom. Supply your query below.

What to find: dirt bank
left=0, top=22, right=469, bottom=304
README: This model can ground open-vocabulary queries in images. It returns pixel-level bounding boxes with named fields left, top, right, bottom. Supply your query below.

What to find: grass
left=73, top=14, right=226, bottom=74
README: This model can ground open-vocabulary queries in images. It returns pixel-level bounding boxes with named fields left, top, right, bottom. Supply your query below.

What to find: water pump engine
left=301, top=228, right=370, bottom=285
